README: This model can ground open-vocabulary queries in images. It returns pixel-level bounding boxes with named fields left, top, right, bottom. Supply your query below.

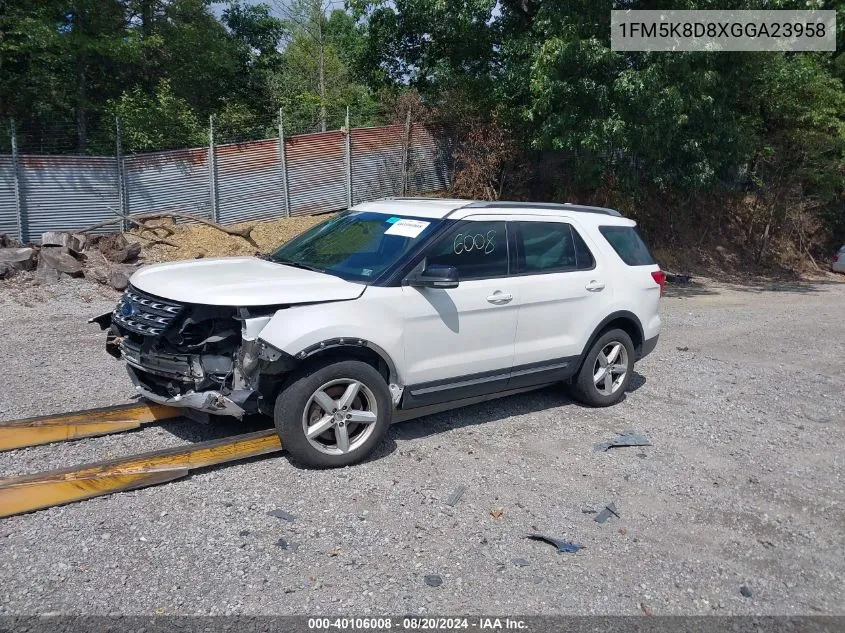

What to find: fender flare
left=293, top=337, right=401, bottom=386
left=578, top=310, right=645, bottom=366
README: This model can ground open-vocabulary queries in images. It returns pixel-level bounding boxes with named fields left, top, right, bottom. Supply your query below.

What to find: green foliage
left=271, top=2, right=379, bottom=132
left=108, top=80, right=206, bottom=151
left=351, top=0, right=498, bottom=101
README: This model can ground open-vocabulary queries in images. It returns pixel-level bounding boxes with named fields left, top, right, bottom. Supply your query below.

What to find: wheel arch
left=292, top=338, right=400, bottom=387
left=577, top=311, right=645, bottom=371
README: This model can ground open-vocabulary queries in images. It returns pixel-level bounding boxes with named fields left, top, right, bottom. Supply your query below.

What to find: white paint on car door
left=401, top=218, right=518, bottom=385
left=509, top=216, right=614, bottom=366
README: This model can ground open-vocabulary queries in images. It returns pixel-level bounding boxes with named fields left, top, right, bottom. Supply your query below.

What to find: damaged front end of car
left=91, top=285, right=296, bottom=419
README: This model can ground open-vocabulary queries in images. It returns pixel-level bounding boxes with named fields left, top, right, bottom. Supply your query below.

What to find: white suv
left=95, top=198, right=663, bottom=467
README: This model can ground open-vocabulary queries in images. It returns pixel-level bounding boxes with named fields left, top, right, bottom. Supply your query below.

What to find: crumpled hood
left=129, top=257, right=365, bottom=306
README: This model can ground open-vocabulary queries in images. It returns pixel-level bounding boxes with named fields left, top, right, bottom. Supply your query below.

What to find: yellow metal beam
left=0, top=430, right=283, bottom=518
left=0, top=402, right=182, bottom=451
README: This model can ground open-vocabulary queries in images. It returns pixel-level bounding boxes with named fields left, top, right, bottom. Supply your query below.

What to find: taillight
left=835, top=254, right=840, bottom=263
left=651, top=270, right=666, bottom=295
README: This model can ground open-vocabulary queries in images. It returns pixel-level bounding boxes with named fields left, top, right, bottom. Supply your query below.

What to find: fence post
left=9, top=120, right=26, bottom=242
left=207, top=115, right=219, bottom=222
left=278, top=108, right=291, bottom=218
left=115, top=117, right=128, bottom=231
left=400, top=109, right=412, bottom=197
left=344, top=106, right=353, bottom=207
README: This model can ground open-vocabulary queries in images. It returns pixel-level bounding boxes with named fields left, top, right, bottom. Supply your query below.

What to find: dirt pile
left=131, top=214, right=331, bottom=263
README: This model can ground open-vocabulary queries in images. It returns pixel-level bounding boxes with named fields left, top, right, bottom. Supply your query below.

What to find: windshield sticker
left=385, top=216, right=401, bottom=224
left=361, top=268, right=373, bottom=276
left=454, top=230, right=497, bottom=255
left=385, top=218, right=430, bottom=238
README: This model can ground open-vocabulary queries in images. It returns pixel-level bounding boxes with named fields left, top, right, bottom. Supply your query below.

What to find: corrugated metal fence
left=0, top=121, right=452, bottom=242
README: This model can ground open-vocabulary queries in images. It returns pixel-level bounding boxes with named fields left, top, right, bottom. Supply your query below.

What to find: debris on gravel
left=424, top=574, right=443, bottom=588
left=525, top=534, right=584, bottom=554
left=594, top=502, right=620, bottom=524
left=444, top=485, right=466, bottom=507
left=594, top=429, right=652, bottom=452
left=267, top=508, right=297, bottom=522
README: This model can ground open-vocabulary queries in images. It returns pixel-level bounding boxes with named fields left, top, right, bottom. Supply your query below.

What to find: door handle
left=486, top=291, right=513, bottom=305
left=585, top=280, right=605, bottom=292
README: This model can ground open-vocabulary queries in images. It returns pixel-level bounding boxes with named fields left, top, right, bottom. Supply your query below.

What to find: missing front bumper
left=126, top=367, right=254, bottom=419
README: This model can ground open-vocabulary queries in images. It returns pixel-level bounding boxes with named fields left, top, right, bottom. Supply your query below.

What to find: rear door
left=507, top=216, right=614, bottom=387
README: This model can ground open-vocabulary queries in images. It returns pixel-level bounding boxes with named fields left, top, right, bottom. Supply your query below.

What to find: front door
left=400, top=219, right=518, bottom=407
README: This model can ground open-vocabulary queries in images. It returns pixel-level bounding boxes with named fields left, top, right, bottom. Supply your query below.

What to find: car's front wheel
left=274, top=358, right=392, bottom=468
left=568, top=328, right=635, bottom=407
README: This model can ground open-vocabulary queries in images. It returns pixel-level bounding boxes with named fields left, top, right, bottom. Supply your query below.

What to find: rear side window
left=571, top=227, right=595, bottom=270
left=517, top=222, right=595, bottom=273
left=599, top=226, right=655, bottom=266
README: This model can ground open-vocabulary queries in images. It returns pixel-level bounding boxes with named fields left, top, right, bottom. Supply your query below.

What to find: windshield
left=270, top=211, right=440, bottom=282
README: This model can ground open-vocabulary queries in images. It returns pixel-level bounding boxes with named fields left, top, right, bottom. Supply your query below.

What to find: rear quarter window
left=599, top=226, right=655, bottom=266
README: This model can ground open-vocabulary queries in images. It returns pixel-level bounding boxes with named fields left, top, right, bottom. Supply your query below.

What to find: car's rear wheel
left=274, top=359, right=392, bottom=468
left=568, top=329, right=634, bottom=407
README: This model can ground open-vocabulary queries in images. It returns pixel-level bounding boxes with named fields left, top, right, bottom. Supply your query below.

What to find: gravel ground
left=0, top=276, right=844, bottom=616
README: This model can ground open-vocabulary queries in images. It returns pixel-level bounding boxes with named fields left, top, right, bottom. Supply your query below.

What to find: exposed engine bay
left=93, top=286, right=296, bottom=419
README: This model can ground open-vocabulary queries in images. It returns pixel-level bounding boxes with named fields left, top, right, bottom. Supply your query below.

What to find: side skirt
left=400, top=356, right=581, bottom=410
left=393, top=384, right=556, bottom=424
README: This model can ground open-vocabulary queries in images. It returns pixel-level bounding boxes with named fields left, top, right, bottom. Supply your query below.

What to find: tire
left=569, top=328, right=635, bottom=407
left=274, top=358, right=392, bottom=468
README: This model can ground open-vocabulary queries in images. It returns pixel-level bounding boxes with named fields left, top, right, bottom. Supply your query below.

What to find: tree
left=221, top=1, right=287, bottom=135
left=273, top=0, right=336, bottom=131
left=108, top=79, right=206, bottom=151
left=1, top=0, right=135, bottom=152
left=271, top=2, right=377, bottom=132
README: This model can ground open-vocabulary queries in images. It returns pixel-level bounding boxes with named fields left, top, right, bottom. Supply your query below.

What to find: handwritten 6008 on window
left=427, top=221, right=508, bottom=279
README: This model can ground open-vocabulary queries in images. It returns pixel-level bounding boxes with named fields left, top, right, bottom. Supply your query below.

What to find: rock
left=69, top=233, right=87, bottom=253
left=123, top=241, right=142, bottom=262
left=0, top=262, right=17, bottom=279
left=98, top=234, right=140, bottom=263
left=35, top=257, right=61, bottom=284
left=424, top=574, right=442, bottom=587
left=39, top=246, right=83, bottom=275
left=739, top=585, right=752, bottom=598
left=108, top=269, right=130, bottom=290
left=97, top=233, right=127, bottom=262
left=41, top=231, right=66, bottom=247
left=0, top=247, right=37, bottom=271
left=83, top=265, right=109, bottom=285
left=0, top=234, right=20, bottom=248
left=267, top=508, right=297, bottom=522
left=84, top=261, right=137, bottom=288
left=41, top=231, right=87, bottom=252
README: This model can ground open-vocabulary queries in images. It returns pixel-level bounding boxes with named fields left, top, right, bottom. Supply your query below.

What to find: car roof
left=351, top=197, right=631, bottom=224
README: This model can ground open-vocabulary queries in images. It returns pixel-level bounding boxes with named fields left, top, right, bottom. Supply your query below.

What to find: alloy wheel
left=593, top=341, right=629, bottom=396
left=301, top=379, right=379, bottom=455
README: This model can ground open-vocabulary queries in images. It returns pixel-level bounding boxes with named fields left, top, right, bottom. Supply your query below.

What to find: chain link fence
left=0, top=110, right=453, bottom=242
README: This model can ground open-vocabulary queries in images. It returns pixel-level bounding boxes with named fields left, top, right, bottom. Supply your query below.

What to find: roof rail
left=379, top=196, right=470, bottom=203
left=464, top=201, right=622, bottom=217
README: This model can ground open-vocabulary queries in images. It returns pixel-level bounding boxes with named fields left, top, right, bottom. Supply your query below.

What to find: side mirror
left=406, top=264, right=459, bottom=289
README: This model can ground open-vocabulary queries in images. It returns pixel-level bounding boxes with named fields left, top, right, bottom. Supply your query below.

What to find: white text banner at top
left=611, top=10, right=836, bottom=52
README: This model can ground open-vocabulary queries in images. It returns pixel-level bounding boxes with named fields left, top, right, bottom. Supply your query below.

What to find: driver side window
left=424, top=221, right=508, bottom=280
